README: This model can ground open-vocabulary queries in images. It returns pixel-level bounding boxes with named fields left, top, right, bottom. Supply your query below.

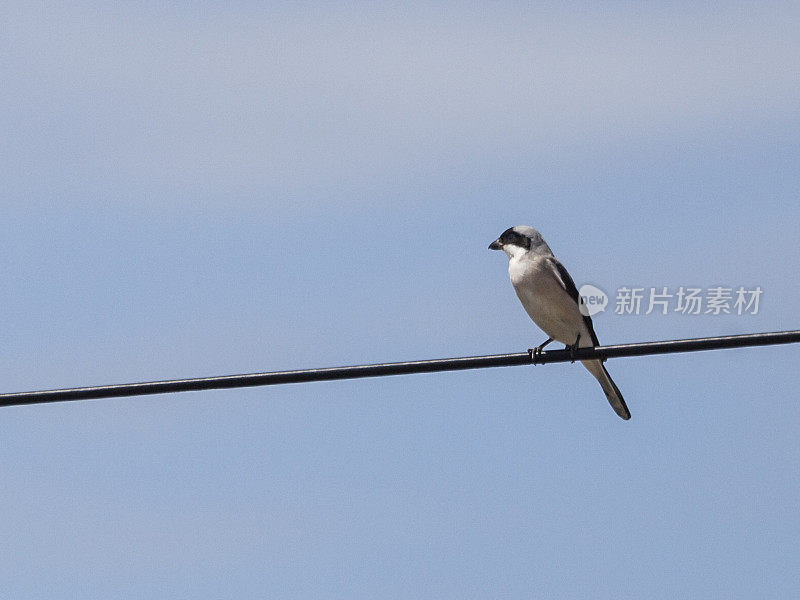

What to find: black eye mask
left=501, top=230, right=530, bottom=249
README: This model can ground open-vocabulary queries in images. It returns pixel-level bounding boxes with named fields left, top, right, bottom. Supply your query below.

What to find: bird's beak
left=488, top=239, right=503, bottom=251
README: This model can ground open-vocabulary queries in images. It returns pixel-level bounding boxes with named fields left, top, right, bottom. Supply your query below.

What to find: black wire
left=1, top=330, right=798, bottom=408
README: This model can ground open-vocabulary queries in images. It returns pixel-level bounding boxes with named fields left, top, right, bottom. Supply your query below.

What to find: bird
left=489, top=225, right=631, bottom=420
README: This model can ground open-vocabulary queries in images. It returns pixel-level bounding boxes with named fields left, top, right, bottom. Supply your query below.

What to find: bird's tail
left=581, top=359, right=631, bottom=420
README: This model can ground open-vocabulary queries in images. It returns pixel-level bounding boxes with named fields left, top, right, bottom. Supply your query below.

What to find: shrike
left=489, top=226, right=631, bottom=420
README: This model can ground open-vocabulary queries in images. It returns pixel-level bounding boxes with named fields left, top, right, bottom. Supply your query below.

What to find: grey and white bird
left=489, top=226, right=631, bottom=420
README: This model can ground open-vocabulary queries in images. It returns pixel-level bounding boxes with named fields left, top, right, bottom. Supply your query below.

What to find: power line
left=1, top=330, right=798, bottom=408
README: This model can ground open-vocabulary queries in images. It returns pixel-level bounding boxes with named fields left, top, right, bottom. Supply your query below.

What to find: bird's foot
left=567, top=333, right=581, bottom=363
left=530, top=338, right=553, bottom=364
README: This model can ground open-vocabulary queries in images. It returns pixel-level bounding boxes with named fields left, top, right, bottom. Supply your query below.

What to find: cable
left=1, top=330, right=798, bottom=408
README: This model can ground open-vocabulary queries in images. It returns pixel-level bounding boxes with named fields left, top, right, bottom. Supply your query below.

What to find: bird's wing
left=544, top=256, right=600, bottom=347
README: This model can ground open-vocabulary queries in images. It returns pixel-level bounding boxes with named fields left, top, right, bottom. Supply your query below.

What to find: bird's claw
left=568, top=334, right=581, bottom=363
left=530, top=338, right=553, bottom=364
left=531, top=346, right=543, bottom=364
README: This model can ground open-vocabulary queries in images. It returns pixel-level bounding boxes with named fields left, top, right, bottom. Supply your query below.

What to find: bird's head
left=489, top=226, right=553, bottom=258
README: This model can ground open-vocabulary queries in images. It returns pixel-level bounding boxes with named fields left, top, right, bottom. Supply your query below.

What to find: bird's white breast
left=507, top=254, right=587, bottom=345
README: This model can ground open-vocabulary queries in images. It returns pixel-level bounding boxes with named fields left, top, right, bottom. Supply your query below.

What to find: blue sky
left=2, top=2, right=800, bottom=597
